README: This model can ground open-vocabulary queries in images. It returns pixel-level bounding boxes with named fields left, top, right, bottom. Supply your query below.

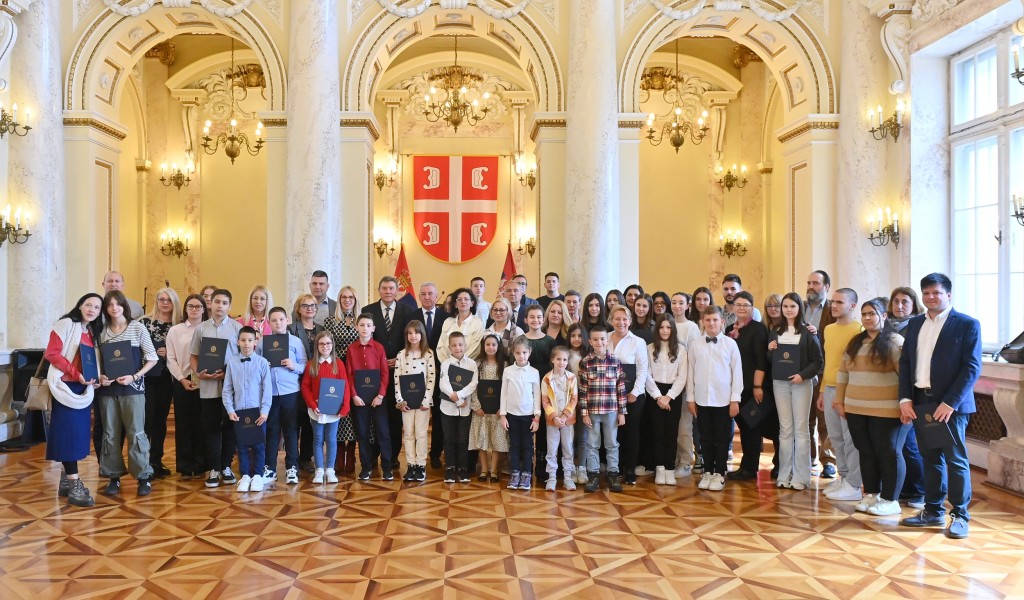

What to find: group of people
left=41, top=268, right=981, bottom=540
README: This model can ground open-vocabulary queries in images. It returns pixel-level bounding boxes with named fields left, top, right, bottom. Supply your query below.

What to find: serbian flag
left=498, top=242, right=517, bottom=296
left=394, top=244, right=418, bottom=309
left=413, top=155, right=499, bottom=264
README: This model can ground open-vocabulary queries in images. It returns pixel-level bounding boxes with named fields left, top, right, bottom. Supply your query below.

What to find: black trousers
left=144, top=374, right=174, bottom=469
left=736, top=391, right=766, bottom=473
left=617, top=394, right=647, bottom=475
left=297, top=395, right=313, bottom=465
left=171, top=379, right=205, bottom=475
left=386, top=383, right=404, bottom=466
left=200, top=397, right=235, bottom=471
left=442, top=413, right=471, bottom=470
left=697, top=405, right=733, bottom=476
left=846, top=413, right=910, bottom=501
left=652, top=382, right=682, bottom=468
left=507, top=414, right=534, bottom=473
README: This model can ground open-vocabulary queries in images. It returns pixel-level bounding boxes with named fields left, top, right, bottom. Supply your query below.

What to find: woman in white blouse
left=608, top=305, right=650, bottom=486
left=437, top=287, right=485, bottom=362
left=645, top=314, right=688, bottom=485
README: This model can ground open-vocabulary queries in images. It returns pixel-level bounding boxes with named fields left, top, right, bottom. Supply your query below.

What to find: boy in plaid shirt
left=579, top=324, right=627, bottom=493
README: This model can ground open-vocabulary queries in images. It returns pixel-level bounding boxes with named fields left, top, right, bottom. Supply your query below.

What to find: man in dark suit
left=363, top=276, right=415, bottom=477
left=805, top=270, right=837, bottom=478
left=513, top=274, right=540, bottom=310
left=416, top=282, right=449, bottom=468
left=898, top=273, right=981, bottom=539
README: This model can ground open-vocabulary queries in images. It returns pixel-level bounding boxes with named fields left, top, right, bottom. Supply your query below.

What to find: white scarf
left=46, top=318, right=95, bottom=410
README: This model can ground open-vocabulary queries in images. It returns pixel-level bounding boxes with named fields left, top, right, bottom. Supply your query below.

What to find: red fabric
left=498, top=243, right=517, bottom=296
left=44, top=329, right=93, bottom=383
left=301, top=358, right=352, bottom=416
left=344, top=339, right=390, bottom=399
left=395, top=244, right=418, bottom=310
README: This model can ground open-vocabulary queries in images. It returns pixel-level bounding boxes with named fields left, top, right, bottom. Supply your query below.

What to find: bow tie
left=706, top=336, right=717, bottom=344
left=240, top=357, right=252, bottom=362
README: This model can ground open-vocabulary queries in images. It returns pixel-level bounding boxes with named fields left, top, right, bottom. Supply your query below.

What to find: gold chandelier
left=643, top=39, right=709, bottom=153
left=422, top=36, right=491, bottom=132
left=201, top=38, right=264, bottom=164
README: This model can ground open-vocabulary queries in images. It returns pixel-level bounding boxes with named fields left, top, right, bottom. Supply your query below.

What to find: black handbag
left=998, top=330, right=1024, bottom=364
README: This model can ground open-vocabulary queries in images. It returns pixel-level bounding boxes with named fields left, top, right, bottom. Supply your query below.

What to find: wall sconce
left=159, top=162, right=193, bottom=190
left=868, top=101, right=904, bottom=142
left=0, top=102, right=31, bottom=139
left=373, top=227, right=396, bottom=258
left=868, top=207, right=900, bottom=248
left=160, top=229, right=190, bottom=258
left=516, top=236, right=537, bottom=258
left=1012, top=195, right=1024, bottom=227
left=514, top=152, right=537, bottom=190
left=716, top=164, right=748, bottom=191
left=1013, top=44, right=1024, bottom=85
left=375, top=152, right=398, bottom=191
left=718, top=230, right=747, bottom=258
left=0, top=204, right=32, bottom=248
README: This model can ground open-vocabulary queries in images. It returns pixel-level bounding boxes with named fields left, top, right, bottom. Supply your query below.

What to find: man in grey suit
left=102, top=271, right=144, bottom=319
left=308, top=270, right=337, bottom=325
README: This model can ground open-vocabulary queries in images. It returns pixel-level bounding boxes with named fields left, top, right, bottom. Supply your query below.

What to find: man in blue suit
left=897, top=273, right=981, bottom=539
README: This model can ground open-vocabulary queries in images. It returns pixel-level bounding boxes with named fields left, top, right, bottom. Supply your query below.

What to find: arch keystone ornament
left=413, top=155, right=498, bottom=264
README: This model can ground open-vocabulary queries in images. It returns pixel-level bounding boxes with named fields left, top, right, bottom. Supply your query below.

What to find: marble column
left=6, top=0, right=64, bottom=346
left=284, top=0, right=341, bottom=297
left=739, top=62, right=766, bottom=302
left=144, top=57, right=170, bottom=297
left=565, top=0, right=619, bottom=292
left=836, top=1, right=891, bottom=296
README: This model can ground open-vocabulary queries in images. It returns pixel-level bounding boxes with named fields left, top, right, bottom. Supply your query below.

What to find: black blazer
left=364, top=300, right=414, bottom=359
left=768, top=327, right=823, bottom=382
left=726, top=320, right=769, bottom=393
left=412, top=305, right=448, bottom=352
left=898, top=309, right=981, bottom=413
left=287, top=321, right=324, bottom=358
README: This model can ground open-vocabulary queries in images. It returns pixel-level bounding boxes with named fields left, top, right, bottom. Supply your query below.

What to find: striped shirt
left=578, top=352, right=627, bottom=416
left=835, top=334, right=904, bottom=419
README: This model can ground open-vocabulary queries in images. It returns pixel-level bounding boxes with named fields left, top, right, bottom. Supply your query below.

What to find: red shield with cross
left=413, top=155, right=498, bottom=263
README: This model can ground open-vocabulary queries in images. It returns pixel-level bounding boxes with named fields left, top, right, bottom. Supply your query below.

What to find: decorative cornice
left=618, top=120, right=646, bottom=130
left=63, top=117, right=128, bottom=141
left=777, top=120, right=838, bottom=144
left=529, top=118, right=566, bottom=142
left=136, top=164, right=151, bottom=172
left=340, top=118, right=380, bottom=141
left=261, top=118, right=287, bottom=127
left=759, top=167, right=774, bottom=174
left=144, top=41, right=175, bottom=66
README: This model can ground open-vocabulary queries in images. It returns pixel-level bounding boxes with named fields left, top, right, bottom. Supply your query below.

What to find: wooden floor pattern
left=1, top=439, right=1023, bottom=600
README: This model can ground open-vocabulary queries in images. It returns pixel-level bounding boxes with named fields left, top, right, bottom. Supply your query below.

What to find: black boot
left=585, top=471, right=601, bottom=493
left=608, top=471, right=623, bottom=493
left=67, top=478, right=95, bottom=507
left=58, top=468, right=69, bottom=497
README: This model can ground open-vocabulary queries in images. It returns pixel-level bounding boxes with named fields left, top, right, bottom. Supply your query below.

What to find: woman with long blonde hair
left=237, top=285, right=273, bottom=337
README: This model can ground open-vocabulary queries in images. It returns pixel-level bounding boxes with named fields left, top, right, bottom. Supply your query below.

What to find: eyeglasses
left=765, top=304, right=780, bottom=309
left=733, top=303, right=753, bottom=309
left=157, top=297, right=172, bottom=303
left=653, top=301, right=666, bottom=306
left=339, top=295, right=355, bottom=300
left=492, top=308, right=508, bottom=313
left=317, top=342, right=334, bottom=347
left=300, top=303, right=317, bottom=309
left=185, top=304, right=204, bottom=310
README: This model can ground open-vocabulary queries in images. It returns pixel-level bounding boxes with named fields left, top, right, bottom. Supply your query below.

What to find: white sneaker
left=826, top=481, right=863, bottom=501
left=855, top=493, right=879, bottom=513
left=285, top=467, right=299, bottom=485
left=698, top=473, right=713, bottom=490
left=790, top=481, right=807, bottom=491
left=262, top=465, right=276, bottom=480
left=867, top=499, right=902, bottom=516
left=236, top=475, right=251, bottom=492
left=822, top=478, right=844, bottom=494
left=635, top=466, right=653, bottom=476
left=654, top=466, right=666, bottom=485
left=249, top=474, right=265, bottom=492
left=326, top=468, right=338, bottom=484
left=312, top=468, right=324, bottom=484
left=545, top=477, right=557, bottom=491
left=664, top=470, right=676, bottom=486
left=708, top=473, right=725, bottom=491
left=576, top=469, right=588, bottom=485
left=674, top=465, right=692, bottom=478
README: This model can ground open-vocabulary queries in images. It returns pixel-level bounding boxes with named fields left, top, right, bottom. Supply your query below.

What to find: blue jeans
left=266, top=392, right=299, bottom=470
left=900, top=425, right=926, bottom=500
left=311, top=419, right=340, bottom=470
left=586, top=412, right=620, bottom=473
left=237, top=425, right=266, bottom=478
left=920, top=412, right=972, bottom=520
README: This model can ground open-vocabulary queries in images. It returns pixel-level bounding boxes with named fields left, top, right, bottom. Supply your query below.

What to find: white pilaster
left=340, top=113, right=377, bottom=300
left=285, top=0, right=341, bottom=297
left=7, top=0, right=64, bottom=346
left=565, top=0, right=620, bottom=292
left=260, top=111, right=287, bottom=299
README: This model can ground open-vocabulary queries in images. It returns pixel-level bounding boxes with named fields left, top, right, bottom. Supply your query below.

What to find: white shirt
left=166, top=320, right=198, bottom=381
left=645, top=343, right=688, bottom=399
left=439, top=355, right=479, bottom=416
left=686, top=333, right=743, bottom=407
left=915, top=305, right=952, bottom=390
left=674, top=319, right=701, bottom=350
left=475, top=300, right=492, bottom=321
left=500, top=363, right=541, bottom=417
left=609, top=330, right=650, bottom=397
left=437, top=314, right=485, bottom=363
left=420, top=307, right=438, bottom=333
left=778, top=326, right=802, bottom=345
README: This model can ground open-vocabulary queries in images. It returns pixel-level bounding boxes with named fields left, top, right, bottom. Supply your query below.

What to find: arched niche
left=343, top=5, right=563, bottom=113
left=65, top=5, right=285, bottom=122
left=621, top=7, right=836, bottom=119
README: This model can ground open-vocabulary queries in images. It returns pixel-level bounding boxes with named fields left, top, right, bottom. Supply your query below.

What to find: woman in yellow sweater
left=834, top=298, right=908, bottom=517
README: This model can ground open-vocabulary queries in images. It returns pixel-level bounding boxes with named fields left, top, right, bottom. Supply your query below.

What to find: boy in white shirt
left=439, top=332, right=479, bottom=483
left=687, top=307, right=743, bottom=492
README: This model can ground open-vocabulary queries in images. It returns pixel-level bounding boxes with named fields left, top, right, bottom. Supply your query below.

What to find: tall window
left=950, top=32, right=1024, bottom=350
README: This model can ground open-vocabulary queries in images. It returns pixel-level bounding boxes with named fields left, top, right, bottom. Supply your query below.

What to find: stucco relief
left=911, top=0, right=959, bottom=22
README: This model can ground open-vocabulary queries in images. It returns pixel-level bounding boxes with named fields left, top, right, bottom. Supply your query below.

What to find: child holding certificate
left=439, top=331, right=479, bottom=483
left=469, top=334, right=508, bottom=482
left=223, top=327, right=272, bottom=493
left=394, top=321, right=435, bottom=483
left=301, top=331, right=351, bottom=484
left=500, top=336, right=541, bottom=490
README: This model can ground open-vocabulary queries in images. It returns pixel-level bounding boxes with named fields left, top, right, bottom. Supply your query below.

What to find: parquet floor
left=1, top=436, right=1023, bottom=600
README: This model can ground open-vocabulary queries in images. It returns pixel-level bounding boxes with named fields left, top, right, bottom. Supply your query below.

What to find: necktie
left=384, top=306, right=392, bottom=334
left=706, top=336, right=717, bottom=344
left=240, top=357, right=252, bottom=362
left=425, top=310, right=433, bottom=333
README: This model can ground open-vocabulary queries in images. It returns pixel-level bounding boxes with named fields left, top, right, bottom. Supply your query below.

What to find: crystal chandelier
left=422, top=36, right=491, bottom=132
left=642, top=39, right=709, bottom=153
left=201, top=38, right=264, bottom=164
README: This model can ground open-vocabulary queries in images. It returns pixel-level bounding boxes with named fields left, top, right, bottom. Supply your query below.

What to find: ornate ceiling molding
left=0, top=0, right=35, bottom=90
left=910, top=0, right=958, bottom=22
left=376, top=0, right=534, bottom=20
left=647, top=0, right=814, bottom=23
left=878, top=2, right=912, bottom=95
left=192, top=64, right=266, bottom=121
left=99, top=0, right=256, bottom=18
